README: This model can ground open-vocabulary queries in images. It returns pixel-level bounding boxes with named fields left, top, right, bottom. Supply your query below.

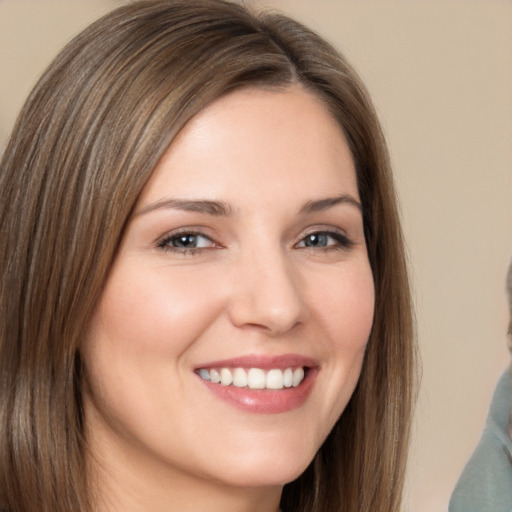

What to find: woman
left=0, top=1, right=416, bottom=511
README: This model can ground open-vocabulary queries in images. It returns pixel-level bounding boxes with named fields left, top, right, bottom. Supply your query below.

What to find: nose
left=227, top=248, right=307, bottom=336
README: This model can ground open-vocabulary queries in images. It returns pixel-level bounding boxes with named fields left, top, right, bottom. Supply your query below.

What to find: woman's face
left=82, top=85, right=374, bottom=498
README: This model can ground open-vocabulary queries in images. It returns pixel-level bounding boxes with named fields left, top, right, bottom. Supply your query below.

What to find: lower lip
left=197, top=369, right=318, bottom=414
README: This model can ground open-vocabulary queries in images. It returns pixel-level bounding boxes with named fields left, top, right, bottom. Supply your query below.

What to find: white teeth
left=232, top=368, right=248, bottom=387
left=283, top=368, right=293, bottom=388
left=220, top=368, right=233, bottom=386
left=210, top=368, right=221, bottom=384
left=247, top=368, right=265, bottom=389
left=198, top=368, right=210, bottom=381
left=292, top=367, right=304, bottom=387
left=266, top=369, right=283, bottom=389
left=198, top=367, right=306, bottom=390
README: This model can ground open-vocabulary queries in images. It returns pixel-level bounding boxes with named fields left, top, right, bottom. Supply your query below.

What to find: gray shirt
left=449, top=369, right=512, bottom=512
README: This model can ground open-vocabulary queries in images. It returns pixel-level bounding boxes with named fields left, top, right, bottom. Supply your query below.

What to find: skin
left=81, top=85, right=375, bottom=512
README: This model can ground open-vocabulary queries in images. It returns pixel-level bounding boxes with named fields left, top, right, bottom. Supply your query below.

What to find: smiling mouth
left=196, top=367, right=306, bottom=390
left=195, top=356, right=317, bottom=413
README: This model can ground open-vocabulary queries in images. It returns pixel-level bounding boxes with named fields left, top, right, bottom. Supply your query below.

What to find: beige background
left=1, top=1, right=511, bottom=510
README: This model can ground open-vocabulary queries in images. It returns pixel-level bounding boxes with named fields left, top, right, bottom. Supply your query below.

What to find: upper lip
left=194, top=353, right=318, bottom=370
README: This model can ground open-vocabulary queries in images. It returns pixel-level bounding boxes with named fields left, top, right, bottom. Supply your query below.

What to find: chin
left=198, top=434, right=318, bottom=489
left=213, top=461, right=308, bottom=489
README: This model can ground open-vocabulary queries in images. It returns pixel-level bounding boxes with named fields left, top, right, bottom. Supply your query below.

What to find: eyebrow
left=136, top=193, right=361, bottom=218
left=299, top=194, right=362, bottom=214
left=136, top=198, right=233, bottom=217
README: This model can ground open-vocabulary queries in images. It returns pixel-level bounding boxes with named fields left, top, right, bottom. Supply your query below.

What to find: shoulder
left=449, top=369, right=512, bottom=512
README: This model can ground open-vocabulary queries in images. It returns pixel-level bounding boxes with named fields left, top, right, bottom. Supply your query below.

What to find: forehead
left=138, top=85, right=358, bottom=209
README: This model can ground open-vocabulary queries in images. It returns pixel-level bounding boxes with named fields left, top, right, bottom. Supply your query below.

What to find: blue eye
left=296, top=231, right=352, bottom=250
left=157, top=232, right=214, bottom=252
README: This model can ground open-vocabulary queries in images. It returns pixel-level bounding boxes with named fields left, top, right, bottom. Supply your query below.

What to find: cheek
left=314, top=262, right=375, bottom=353
left=309, top=262, right=374, bottom=420
left=88, top=260, right=227, bottom=358
left=80, top=262, right=231, bottom=449
left=80, top=262, right=230, bottom=425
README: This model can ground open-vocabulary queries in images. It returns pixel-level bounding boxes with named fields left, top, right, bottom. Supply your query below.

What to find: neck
left=94, top=476, right=282, bottom=512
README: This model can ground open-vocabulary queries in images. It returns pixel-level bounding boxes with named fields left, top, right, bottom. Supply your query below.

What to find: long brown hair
left=0, top=1, right=416, bottom=511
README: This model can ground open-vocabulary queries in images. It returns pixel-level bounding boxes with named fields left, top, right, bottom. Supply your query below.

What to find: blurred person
left=449, top=260, right=512, bottom=512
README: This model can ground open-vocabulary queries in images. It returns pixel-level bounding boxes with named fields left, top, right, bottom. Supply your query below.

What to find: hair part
left=0, top=1, right=416, bottom=511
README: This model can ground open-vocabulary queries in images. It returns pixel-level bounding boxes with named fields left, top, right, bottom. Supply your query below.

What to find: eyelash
left=297, top=230, right=354, bottom=251
left=156, top=229, right=353, bottom=255
left=156, top=231, right=215, bottom=255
